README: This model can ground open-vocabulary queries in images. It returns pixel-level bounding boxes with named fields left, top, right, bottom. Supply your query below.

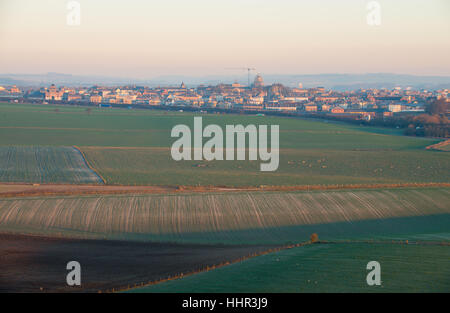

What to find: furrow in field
left=0, top=188, right=449, bottom=244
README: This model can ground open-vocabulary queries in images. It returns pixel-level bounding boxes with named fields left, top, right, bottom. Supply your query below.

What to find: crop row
left=0, top=187, right=449, bottom=244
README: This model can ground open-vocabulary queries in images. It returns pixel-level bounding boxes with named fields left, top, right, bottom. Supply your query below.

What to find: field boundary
left=0, top=182, right=449, bottom=198
left=104, top=241, right=313, bottom=293
left=110, top=238, right=450, bottom=293
left=72, top=146, right=107, bottom=184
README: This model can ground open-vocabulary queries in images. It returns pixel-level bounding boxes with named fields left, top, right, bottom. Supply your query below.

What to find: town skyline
left=3, top=72, right=448, bottom=122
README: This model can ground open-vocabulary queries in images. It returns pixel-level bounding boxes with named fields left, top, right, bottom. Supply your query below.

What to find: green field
left=82, top=146, right=449, bottom=186
left=1, top=187, right=448, bottom=244
left=1, top=102, right=448, bottom=186
left=0, top=146, right=103, bottom=184
left=128, top=243, right=450, bottom=293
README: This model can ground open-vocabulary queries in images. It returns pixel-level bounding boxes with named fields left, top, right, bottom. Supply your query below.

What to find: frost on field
left=0, top=146, right=103, bottom=184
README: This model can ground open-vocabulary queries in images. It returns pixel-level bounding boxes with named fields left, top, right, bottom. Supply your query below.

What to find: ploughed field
left=1, top=187, right=449, bottom=245
left=0, top=146, right=103, bottom=184
left=1, top=102, right=448, bottom=187
left=0, top=233, right=273, bottom=293
left=128, top=242, right=450, bottom=293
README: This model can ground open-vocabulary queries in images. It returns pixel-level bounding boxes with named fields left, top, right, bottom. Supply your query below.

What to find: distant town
left=1, top=73, right=449, bottom=123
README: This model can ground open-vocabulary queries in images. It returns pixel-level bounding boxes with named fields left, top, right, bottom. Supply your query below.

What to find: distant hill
left=1, top=72, right=449, bottom=90
left=0, top=73, right=135, bottom=87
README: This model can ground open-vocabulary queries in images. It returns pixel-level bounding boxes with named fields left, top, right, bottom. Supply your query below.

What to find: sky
left=0, top=0, right=449, bottom=78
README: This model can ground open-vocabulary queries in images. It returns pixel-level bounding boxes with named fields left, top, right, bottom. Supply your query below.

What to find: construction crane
left=225, top=67, right=256, bottom=87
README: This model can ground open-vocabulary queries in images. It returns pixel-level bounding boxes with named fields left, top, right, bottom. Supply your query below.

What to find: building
left=45, top=84, right=63, bottom=101
left=247, top=95, right=264, bottom=105
left=10, top=85, right=21, bottom=94
left=388, top=104, right=403, bottom=112
left=253, top=74, right=264, bottom=88
left=331, top=106, right=345, bottom=114
left=283, top=96, right=309, bottom=103
left=304, top=104, right=318, bottom=112
left=265, top=103, right=297, bottom=112
left=241, top=104, right=264, bottom=110
left=321, top=104, right=331, bottom=112
left=90, top=95, right=102, bottom=103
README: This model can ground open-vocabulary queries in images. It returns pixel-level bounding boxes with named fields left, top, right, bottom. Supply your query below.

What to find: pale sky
left=0, top=0, right=449, bottom=78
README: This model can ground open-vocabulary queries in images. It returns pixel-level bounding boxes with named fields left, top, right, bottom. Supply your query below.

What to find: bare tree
left=310, top=233, right=319, bottom=243
left=426, top=98, right=449, bottom=115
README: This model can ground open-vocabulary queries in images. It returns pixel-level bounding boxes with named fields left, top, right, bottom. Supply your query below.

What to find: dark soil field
left=0, top=233, right=274, bottom=293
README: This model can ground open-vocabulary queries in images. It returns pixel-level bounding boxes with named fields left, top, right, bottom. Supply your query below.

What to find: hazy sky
left=1, top=0, right=449, bottom=78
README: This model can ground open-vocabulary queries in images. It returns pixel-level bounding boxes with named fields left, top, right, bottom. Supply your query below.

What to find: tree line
left=404, top=98, right=449, bottom=138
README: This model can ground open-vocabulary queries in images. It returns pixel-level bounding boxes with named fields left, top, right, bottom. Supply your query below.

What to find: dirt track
left=0, top=182, right=448, bottom=198
left=426, top=139, right=450, bottom=151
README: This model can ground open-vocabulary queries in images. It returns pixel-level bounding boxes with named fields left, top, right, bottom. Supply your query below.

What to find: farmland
left=128, top=242, right=450, bottom=293
left=0, top=187, right=448, bottom=244
left=82, top=146, right=449, bottom=186
left=1, top=102, right=448, bottom=186
left=0, top=102, right=437, bottom=150
left=0, top=102, right=449, bottom=293
left=0, top=146, right=103, bottom=184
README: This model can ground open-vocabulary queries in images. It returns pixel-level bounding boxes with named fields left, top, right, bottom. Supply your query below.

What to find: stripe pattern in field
left=0, top=146, right=103, bottom=184
left=0, top=188, right=449, bottom=243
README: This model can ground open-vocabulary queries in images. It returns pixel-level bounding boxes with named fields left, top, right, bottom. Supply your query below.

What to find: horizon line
left=2, top=71, right=450, bottom=80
